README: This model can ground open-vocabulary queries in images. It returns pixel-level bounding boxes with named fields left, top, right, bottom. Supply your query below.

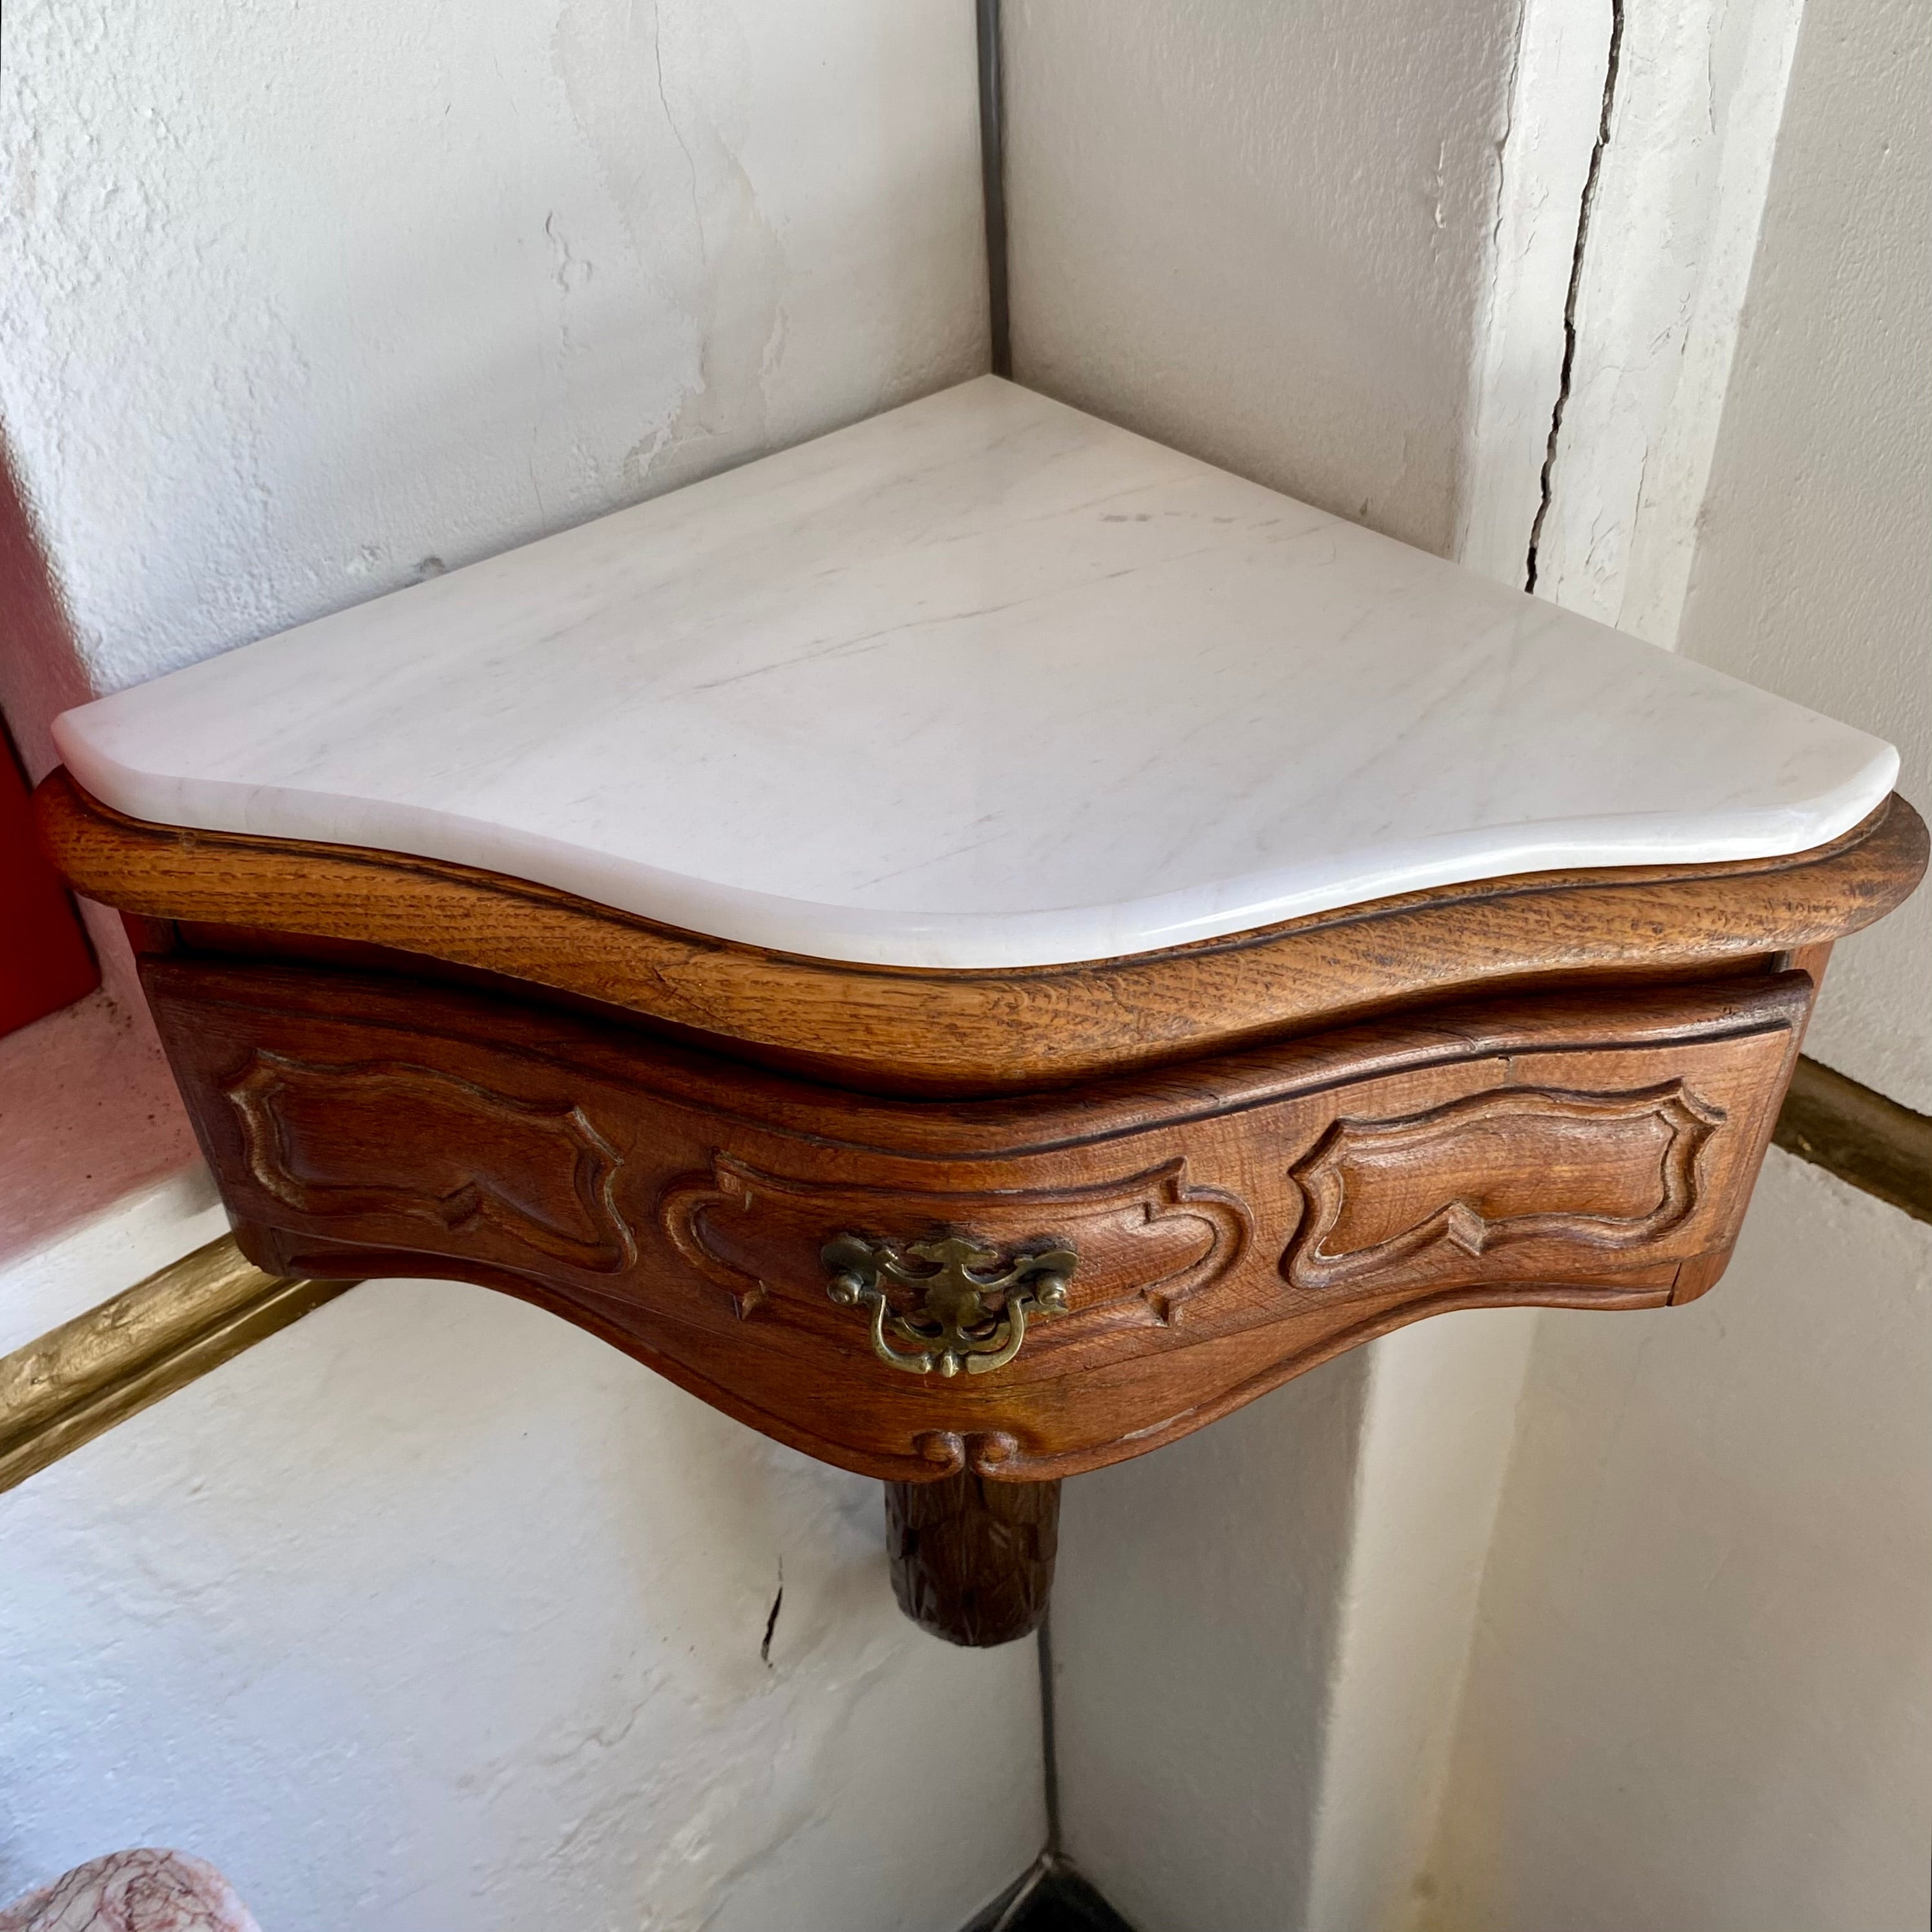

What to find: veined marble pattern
left=55, top=378, right=1897, bottom=969
left=0, top=1851, right=259, bottom=1932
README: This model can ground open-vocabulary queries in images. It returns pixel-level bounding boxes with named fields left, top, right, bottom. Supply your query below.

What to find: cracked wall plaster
left=0, top=1281, right=1045, bottom=1930
left=1458, top=0, right=1615, bottom=588
left=1524, top=0, right=1807, bottom=639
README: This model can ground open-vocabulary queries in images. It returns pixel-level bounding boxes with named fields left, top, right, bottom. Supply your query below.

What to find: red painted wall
left=0, top=445, right=200, bottom=1263
left=1, top=728, right=98, bottom=1036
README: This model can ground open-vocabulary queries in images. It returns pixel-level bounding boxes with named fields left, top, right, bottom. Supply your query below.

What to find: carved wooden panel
left=1284, top=1082, right=1721, bottom=1298
left=142, top=954, right=1812, bottom=1483
left=223, top=1049, right=637, bottom=1274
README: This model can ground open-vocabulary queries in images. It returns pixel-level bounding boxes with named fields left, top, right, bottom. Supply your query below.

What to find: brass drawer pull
left=822, top=1234, right=1075, bottom=1378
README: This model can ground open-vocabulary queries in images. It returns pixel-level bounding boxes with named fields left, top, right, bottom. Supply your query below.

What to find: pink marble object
left=0, top=1852, right=259, bottom=1932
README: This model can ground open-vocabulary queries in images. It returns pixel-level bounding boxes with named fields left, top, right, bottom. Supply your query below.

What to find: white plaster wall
left=0, top=1271, right=1045, bottom=1929
left=1002, top=0, right=1524, bottom=558
left=1671, top=0, right=1931, bottom=1111
left=1418, top=1153, right=1932, bottom=1931
left=1052, top=1312, right=1536, bottom=1932
left=0, top=0, right=985, bottom=702
left=0, top=3, right=1036, bottom=1922
left=1296, top=1311, right=1538, bottom=1932
left=1049, top=1354, right=1372, bottom=1932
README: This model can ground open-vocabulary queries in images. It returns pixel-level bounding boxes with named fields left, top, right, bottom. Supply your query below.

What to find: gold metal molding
left=0, top=1235, right=355, bottom=1496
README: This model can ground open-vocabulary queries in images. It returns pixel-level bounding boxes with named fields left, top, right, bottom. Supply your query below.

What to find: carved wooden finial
left=885, top=1473, right=1060, bottom=1648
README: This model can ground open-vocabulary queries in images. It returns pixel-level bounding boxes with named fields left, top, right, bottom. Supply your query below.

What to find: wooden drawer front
left=662, top=1155, right=1250, bottom=1333
left=142, top=958, right=1809, bottom=1481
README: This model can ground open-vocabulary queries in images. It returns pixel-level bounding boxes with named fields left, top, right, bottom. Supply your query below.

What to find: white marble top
left=55, top=378, right=1896, bottom=969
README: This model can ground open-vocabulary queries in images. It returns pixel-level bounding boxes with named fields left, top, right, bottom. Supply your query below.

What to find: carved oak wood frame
left=34, top=773, right=1929, bottom=1643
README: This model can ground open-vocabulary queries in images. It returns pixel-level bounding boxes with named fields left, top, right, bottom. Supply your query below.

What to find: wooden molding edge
left=0, top=1234, right=355, bottom=1496
left=35, top=769, right=1929, bottom=1093
left=1773, top=1055, right=1932, bottom=1225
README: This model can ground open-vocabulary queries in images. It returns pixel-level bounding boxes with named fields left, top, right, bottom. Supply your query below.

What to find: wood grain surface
left=885, top=1473, right=1060, bottom=1647
left=140, top=951, right=1814, bottom=1482
left=37, top=771, right=1926, bottom=1093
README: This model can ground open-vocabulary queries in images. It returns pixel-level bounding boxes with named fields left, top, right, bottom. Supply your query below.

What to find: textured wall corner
left=0, top=0, right=987, bottom=702
left=1001, top=0, right=1524, bottom=560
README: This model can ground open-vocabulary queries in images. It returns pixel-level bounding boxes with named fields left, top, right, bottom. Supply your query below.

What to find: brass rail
left=0, top=1235, right=353, bottom=1496
left=1771, top=1056, right=1932, bottom=1225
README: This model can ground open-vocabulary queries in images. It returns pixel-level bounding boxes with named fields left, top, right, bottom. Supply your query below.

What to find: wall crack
left=760, top=1561, right=784, bottom=1667
left=1524, top=0, right=1625, bottom=594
